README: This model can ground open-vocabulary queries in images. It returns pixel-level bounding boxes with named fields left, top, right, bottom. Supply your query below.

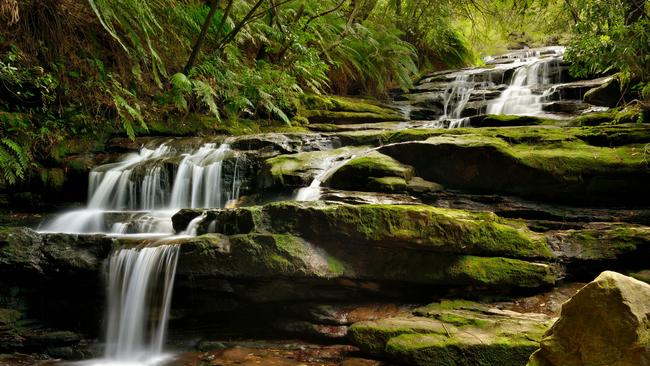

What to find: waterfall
left=40, top=143, right=241, bottom=235
left=437, top=71, right=494, bottom=129
left=487, top=58, right=563, bottom=116
left=295, top=155, right=358, bottom=201
left=79, top=245, right=179, bottom=366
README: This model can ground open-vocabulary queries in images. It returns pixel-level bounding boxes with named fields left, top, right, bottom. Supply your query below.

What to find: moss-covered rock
left=527, top=271, right=650, bottom=366
left=549, top=224, right=650, bottom=261
left=349, top=300, right=553, bottom=366
left=174, top=201, right=554, bottom=259
left=298, top=94, right=406, bottom=124
left=327, top=151, right=414, bottom=193
left=376, top=126, right=650, bottom=205
left=0, top=228, right=113, bottom=275
left=470, top=114, right=549, bottom=127
left=583, top=76, right=622, bottom=108
left=259, top=147, right=368, bottom=189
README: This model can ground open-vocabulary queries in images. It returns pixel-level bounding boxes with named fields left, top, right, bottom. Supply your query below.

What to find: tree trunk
left=184, top=0, right=221, bottom=74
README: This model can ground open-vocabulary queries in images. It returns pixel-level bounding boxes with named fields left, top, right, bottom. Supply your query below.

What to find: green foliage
left=565, top=1, right=650, bottom=82
left=107, top=76, right=147, bottom=140
left=87, top=0, right=173, bottom=86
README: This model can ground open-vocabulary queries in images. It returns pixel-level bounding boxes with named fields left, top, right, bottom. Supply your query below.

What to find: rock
left=469, top=114, right=548, bottom=127
left=584, top=76, right=622, bottom=107
left=405, top=177, right=443, bottom=194
left=542, top=100, right=591, bottom=115
left=376, top=127, right=650, bottom=205
left=548, top=224, right=650, bottom=262
left=259, top=147, right=367, bottom=189
left=350, top=300, right=554, bottom=365
left=169, top=202, right=559, bottom=297
left=173, top=202, right=554, bottom=259
left=0, top=308, right=23, bottom=351
left=319, top=189, right=422, bottom=205
left=545, top=77, right=613, bottom=101
left=327, top=151, right=414, bottom=193
left=299, top=94, right=406, bottom=124
left=273, top=319, right=348, bottom=339
left=0, top=228, right=113, bottom=276
left=527, top=271, right=650, bottom=366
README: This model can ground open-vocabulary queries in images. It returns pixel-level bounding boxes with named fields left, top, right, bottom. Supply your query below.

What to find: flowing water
left=40, top=142, right=241, bottom=235
left=77, top=245, right=179, bottom=366
left=295, top=154, right=361, bottom=201
left=414, top=46, right=568, bottom=128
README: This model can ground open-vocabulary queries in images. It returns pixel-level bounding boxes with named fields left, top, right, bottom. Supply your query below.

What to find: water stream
left=40, top=142, right=241, bottom=235
left=78, top=245, right=179, bottom=366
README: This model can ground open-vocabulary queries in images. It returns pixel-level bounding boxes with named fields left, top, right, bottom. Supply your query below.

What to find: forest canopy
left=0, top=0, right=648, bottom=185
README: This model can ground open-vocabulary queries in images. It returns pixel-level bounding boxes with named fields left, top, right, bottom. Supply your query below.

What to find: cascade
left=414, top=46, right=568, bottom=129
left=487, top=54, right=564, bottom=115
left=40, top=142, right=241, bottom=235
left=80, top=245, right=179, bottom=366
left=295, top=154, right=359, bottom=201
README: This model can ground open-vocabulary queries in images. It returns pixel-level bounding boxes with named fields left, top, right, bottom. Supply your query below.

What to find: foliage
left=564, top=0, right=650, bottom=84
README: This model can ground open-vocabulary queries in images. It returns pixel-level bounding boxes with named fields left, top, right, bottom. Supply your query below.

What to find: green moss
left=563, top=225, right=650, bottom=260
left=328, top=151, right=414, bottom=192
left=265, top=146, right=368, bottom=185
left=386, top=333, right=540, bottom=366
left=326, top=255, right=346, bottom=275
left=572, top=111, right=616, bottom=126
left=446, top=256, right=556, bottom=288
left=349, top=318, right=449, bottom=356
left=476, top=114, right=549, bottom=127
left=368, top=176, right=409, bottom=192
left=298, top=94, right=405, bottom=124
left=253, top=202, right=554, bottom=259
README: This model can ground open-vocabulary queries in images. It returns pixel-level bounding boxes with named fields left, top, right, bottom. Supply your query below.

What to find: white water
left=40, top=143, right=241, bottom=235
left=295, top=155, right=358, bottom=201
left=487, top=57, right=562, bottom=115
left=78, top=245, right=179, bottom=366
left=417, top=47, right=567, bottom=129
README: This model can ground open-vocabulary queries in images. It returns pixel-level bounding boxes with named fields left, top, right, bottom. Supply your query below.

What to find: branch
left=303, top=0, right=346, bottom=31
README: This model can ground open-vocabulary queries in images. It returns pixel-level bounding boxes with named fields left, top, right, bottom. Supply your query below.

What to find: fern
left=0, top=137, right=29, bottom=185
left=193, top=80, right=220, bottom=119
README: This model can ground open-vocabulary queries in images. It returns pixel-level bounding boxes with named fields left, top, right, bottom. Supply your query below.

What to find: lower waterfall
left=83, top=245, right=180, bottom=366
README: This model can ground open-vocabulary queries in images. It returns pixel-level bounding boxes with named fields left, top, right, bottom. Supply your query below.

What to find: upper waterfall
left=40, top=142, right=241, bottom=235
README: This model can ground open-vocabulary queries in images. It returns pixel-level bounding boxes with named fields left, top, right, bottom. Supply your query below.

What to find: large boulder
left=527, top=271, right=650, bottom=366
left=584, top=76, right=623, bottom=108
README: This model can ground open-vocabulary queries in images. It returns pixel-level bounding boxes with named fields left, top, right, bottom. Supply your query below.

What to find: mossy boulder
left=527, top=271, right=650, bottom=366
left=350, top=300, right=553, bottom=366
left=299, top=94, right=406, bottom=124
left=171, top=202, right=558, bottom=292
left=327, top=151, right=415, bottom=193
left=0, top=228, right=113, bottom=275
left=377, top=126, right=650, bottom=205
left=260, top=147, right=368, bottom=189
left=583, top=76, right=622, bottom=108
left=549, top=224, right=650, bottom=262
